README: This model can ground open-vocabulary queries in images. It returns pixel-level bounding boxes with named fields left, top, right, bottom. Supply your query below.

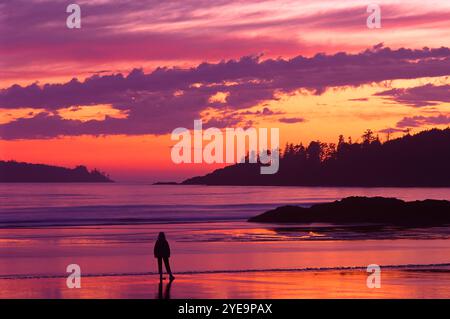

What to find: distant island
left=248, top=196, right=450, bottom=227
left=183, top=128, right=450, bottom=187
left=0, top=161, right=113, bottom=183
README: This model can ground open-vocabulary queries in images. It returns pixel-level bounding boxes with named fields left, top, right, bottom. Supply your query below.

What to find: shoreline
left=2, top=262, right=450, bottom=280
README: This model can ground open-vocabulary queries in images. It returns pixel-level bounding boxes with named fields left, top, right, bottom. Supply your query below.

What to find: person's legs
left=157, top=257, right=163, bottom=281
left=163, top=257, right=175, bottom=280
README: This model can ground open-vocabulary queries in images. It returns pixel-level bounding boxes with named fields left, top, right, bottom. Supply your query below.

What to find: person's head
left=158, top=232, right=166, bottom=240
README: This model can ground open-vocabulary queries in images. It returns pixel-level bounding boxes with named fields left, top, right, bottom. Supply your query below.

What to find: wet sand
left=1, top=266, right=449, bottom=299
left=1, top=223, right=450, bottom=299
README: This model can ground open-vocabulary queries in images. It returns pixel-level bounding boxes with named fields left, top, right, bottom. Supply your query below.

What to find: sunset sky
left=0, top=0, right=449, bottom=181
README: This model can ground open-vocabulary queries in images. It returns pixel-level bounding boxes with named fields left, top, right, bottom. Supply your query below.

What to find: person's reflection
left=157, top=279, right=173, bottom=299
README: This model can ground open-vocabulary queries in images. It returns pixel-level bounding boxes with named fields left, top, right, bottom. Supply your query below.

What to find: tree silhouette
left=183, top=127, right=450, bottom=187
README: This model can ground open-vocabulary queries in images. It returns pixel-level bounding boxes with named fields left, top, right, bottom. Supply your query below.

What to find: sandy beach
left=1, top=265, right=450, bottom=299
left=1, top=222, right=450, bottom=299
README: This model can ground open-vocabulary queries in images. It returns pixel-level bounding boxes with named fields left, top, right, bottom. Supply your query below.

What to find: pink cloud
left=2, top=0, right=450, bottom=84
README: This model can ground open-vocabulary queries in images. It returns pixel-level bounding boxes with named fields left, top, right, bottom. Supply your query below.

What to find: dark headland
left=0, top=160, right=113, bottom=182
left=183, top=128, right=450, bottom=187
left=248, top=196, right=450, bottom=227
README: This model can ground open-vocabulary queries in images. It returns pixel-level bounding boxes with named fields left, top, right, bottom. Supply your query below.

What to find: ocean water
left=1, top=183, right=450, bottom=227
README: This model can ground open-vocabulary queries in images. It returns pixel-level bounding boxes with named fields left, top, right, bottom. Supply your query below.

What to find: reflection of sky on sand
left=1, top=221, right=449, bottom=298
left=1, top=267, right=450, bottom=299
left=1, top=223, right=450, bottom=280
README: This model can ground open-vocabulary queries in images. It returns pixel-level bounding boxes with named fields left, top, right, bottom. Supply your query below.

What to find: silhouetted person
left=154, top=232, right=175, bottom=281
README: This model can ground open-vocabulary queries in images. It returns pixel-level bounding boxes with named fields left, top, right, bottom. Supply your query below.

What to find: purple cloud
left=1, top=46, right=450, bottom=139
left=348, top=98, right=368, bottom=102
left=378, top=127, right=406, bottom=134
left=375, top=84, right=450, bottom=107
left=278, top=117, right=305, bottom=124
left=239, top=107, right=284, bottom=116
left=396, top=114, right=450, bottom=128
